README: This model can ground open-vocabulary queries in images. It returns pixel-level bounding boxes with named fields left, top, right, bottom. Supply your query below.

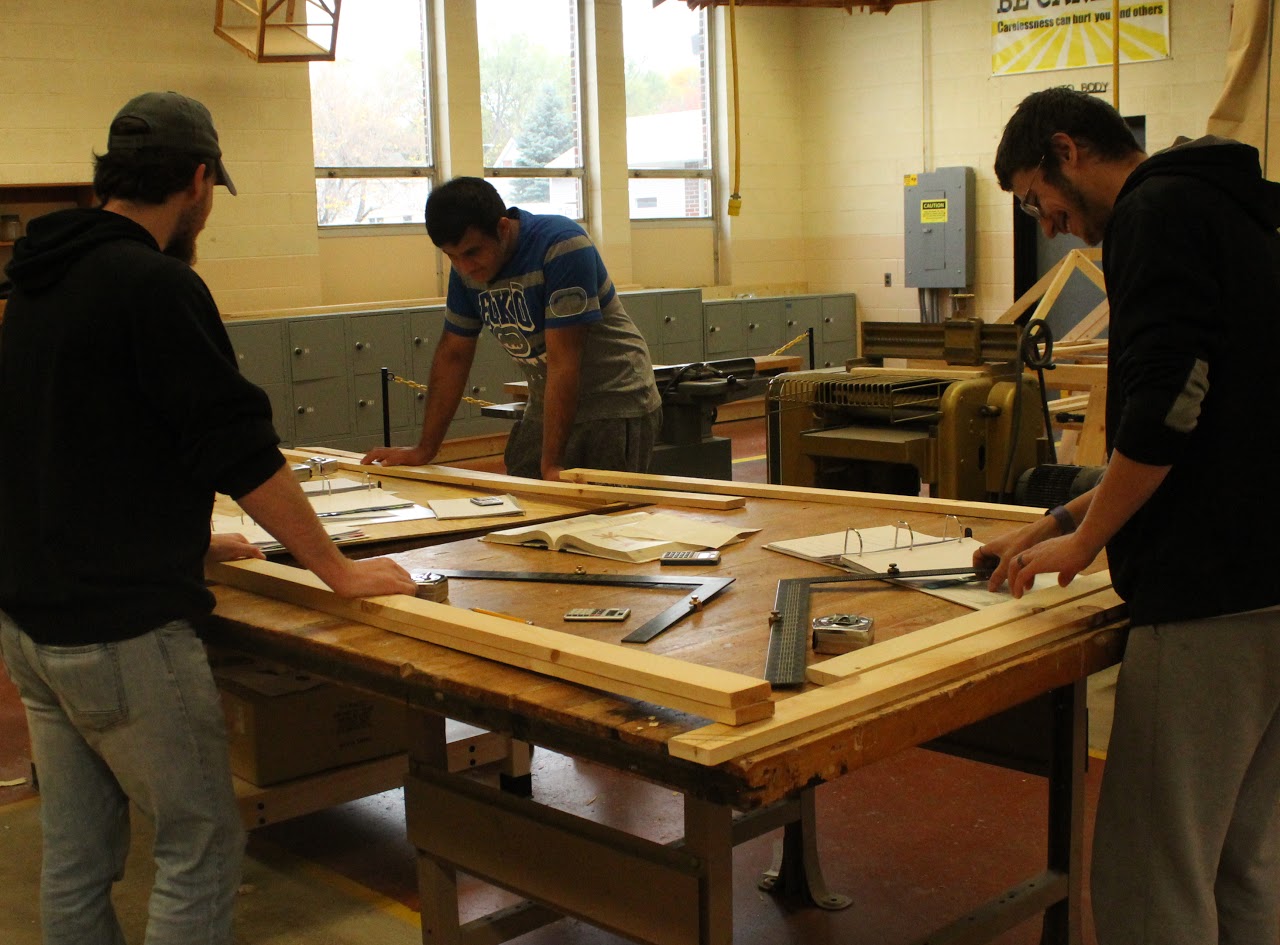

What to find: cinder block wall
left=790, top=0, right=1231, bottom=323
left=0, top=0, right=1234, bottom=320
left=0, top=0, right=325, bottom=313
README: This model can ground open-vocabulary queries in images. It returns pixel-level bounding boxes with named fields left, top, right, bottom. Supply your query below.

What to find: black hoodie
left=0, top=208, right=283, bottom=643
left=1102, top=137, right=1280, bottom=624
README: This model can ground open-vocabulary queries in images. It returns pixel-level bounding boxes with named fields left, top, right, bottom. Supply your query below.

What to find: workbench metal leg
left=756, top=787, right=853, bottom=910
left=1041, top=681, right=1086, bottom=945
left=684, top=795, right=736, bottom=945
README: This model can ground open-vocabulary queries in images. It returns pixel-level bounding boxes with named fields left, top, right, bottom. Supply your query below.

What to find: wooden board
left=234, top=450, right=623, bottom=547
left=668, top=583, right=1126, bottom=765
left=807, top=571, right=1113, bottom=684
left=1060, top=299, right=1110, bottom=342
left=207, top=559, right=774, bottom=726
left=298, top=447, right=746, bottom=512
left=559, top=469, right=1046, bottom=522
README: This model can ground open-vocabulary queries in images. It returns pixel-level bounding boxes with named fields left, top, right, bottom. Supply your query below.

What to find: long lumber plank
left=806, top=571, right=1114, bottom=684
left=294, top=447, right=744, bottom=511
left=668, top=586, right=1125, bottom=765
left=1060, top=299, right=1110, bottom=342
left=1042, top=363, right=1106, bottom=391
left=558, top=470, right=1045, bottom=523
left=208, top=559, right=773, bottom=725
left=361, top=610, right=774, bottom=725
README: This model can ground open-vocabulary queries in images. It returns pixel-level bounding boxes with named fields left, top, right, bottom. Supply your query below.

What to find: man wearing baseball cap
left=0, top=92, right=415, bottom=945
left=107, top=90, right=239, bottom=196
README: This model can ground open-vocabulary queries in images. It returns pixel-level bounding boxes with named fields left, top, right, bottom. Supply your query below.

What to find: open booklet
left=765, top=523, right=1010, bottom=609
left=482, top=511, right=759, bottom=564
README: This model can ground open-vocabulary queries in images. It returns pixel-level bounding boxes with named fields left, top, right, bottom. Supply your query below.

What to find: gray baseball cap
left=107, top=91, right=237, bottom=195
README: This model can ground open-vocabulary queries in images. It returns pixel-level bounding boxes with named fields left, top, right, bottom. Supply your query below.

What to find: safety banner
left=993, top=0, right=1170, bottom=76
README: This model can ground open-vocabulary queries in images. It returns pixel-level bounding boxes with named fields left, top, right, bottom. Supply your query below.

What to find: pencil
left=470, top=607, right=534, bottom=625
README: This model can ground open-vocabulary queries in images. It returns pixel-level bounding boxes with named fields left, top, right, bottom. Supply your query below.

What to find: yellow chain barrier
left=387, top=333, right=809, bottom=406
left=385, top=371, right=496, bottom=408
left=771, top=330, right=811, bottom=356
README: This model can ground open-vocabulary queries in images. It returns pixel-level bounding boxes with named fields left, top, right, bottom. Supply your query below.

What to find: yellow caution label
left=903, top=174, right=918, bottom=187
left=920, top=198, right=948, bottom=224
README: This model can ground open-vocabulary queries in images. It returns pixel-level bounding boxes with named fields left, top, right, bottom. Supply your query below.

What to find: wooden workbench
left=206, top=482, right=1125, bottom=945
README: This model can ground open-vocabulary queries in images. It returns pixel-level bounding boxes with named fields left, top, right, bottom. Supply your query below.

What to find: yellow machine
left=766, top=319, right=1043, bottom=501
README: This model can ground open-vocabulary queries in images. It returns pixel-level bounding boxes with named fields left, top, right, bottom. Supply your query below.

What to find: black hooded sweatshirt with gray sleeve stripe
left=1103, top=136, right=1280, bottom=624
left=0, top=208, right=283, bottom=643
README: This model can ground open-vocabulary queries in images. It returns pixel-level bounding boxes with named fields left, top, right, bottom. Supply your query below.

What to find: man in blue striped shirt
left=364, top=177, right=661, bottom=481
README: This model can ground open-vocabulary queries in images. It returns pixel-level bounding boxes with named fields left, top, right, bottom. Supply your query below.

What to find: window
left=309, top=0, right=433, bottom=227
left=622, top=0, right=713, bottom=220
left=477, top=0, right=584, bottom=220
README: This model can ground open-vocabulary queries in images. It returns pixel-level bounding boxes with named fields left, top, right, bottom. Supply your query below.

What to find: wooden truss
left=997, top=248, right=1110, bottom=466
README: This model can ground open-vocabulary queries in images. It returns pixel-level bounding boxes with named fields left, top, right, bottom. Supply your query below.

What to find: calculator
left=470, top=495, right=505, bottom=506
left=563, top=607, right=631, bottom=621
left=660, top=550, right=721, bottom=565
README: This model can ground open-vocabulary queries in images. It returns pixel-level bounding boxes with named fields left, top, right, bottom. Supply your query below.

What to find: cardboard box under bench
left=210, top=651, right=406, bottom=787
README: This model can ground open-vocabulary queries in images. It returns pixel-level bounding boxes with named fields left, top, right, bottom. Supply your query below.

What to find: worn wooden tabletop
left=208, top=492, right=1124, bottom=809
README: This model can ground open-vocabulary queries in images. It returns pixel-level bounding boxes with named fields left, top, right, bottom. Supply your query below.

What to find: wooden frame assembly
left=208, top=559, right=773, bottom=726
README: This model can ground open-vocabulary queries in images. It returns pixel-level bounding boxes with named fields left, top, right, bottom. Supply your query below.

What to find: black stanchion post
left=807, top=326, right=815, bottom=370
left=380, top=367, right=391, bottom=447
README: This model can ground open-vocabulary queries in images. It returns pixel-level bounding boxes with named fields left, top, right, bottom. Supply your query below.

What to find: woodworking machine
left=766, top=319, right=1043, bottom=501
left=485, top=356, right=798, bottom=481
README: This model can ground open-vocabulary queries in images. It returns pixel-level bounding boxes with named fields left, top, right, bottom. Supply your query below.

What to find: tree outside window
left=309, top=0, right=434, bottom=227
left=478, top=0, right=584, bottom=220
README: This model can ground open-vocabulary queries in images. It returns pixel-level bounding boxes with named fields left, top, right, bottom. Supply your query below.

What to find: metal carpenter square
left=765, top=578, right=811, bottom=688
left=621, top=577, right=735, bottom=644
left=423, top=569, right=734, bottom=645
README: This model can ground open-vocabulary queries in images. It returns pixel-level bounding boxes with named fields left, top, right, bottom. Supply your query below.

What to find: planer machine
left=766, top=319, right=1044, bottom=501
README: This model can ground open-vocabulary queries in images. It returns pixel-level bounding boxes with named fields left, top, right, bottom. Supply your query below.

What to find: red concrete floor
left=0, top=416, right=1105, bottom=943
left=248, top=747, right=1103, bottom=945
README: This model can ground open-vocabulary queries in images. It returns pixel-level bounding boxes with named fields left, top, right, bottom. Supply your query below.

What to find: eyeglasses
left=1018, top=156, right=1046, bottom=220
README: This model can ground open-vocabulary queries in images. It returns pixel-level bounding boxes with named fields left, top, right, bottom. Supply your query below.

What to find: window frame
left=480, top=0, right=590, bottom=224
left=623, top=1, right=717, bottom=223
left=310, top=0, right=439, bottom=231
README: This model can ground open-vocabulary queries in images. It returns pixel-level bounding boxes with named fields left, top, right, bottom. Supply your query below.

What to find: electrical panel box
left=904, top=166, right=975, bottom=289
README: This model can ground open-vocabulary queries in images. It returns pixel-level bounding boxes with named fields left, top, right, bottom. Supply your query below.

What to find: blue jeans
left=0, top=614, right=244, bottom=945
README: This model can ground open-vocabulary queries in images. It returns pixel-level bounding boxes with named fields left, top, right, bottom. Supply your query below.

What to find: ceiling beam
left=660, top=0, right=934, bottom=13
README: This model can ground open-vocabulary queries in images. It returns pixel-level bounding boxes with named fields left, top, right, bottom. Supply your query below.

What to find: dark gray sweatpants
left=503, top=407, right=662, bottom=480
left=1092, top=605, right=1280, bottom=945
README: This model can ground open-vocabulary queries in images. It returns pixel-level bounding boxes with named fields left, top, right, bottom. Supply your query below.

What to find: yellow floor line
left=247, top=835, right=420, bottom=927
left=732, top=454, right=766, bottom=464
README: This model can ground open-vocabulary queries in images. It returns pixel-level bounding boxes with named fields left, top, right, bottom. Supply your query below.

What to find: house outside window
left=622, top=0, right=713, bottom=220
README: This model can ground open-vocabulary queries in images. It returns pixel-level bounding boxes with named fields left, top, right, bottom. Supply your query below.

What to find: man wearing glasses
left=980, top=87, right=1280, bottom=944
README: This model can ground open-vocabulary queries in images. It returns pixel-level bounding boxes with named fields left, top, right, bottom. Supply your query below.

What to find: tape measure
left=812, top=614, right=874, bottom=654
left=411, top=571, right=449, bottom=603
